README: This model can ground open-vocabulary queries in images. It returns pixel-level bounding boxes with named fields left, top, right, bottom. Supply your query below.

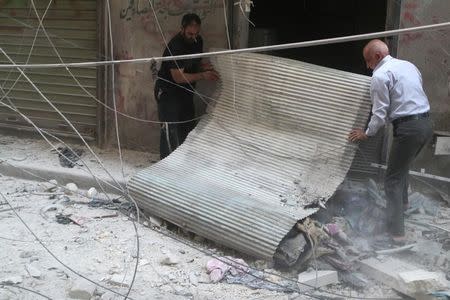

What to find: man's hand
left=201, top=62, right=214, bottom=71
left=201, top=70, right=219, bottom=81
left=348, top=129, right=368, bottom=142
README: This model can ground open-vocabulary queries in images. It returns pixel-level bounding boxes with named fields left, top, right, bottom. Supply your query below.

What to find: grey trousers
left=385, top=118, right=433, bottom=236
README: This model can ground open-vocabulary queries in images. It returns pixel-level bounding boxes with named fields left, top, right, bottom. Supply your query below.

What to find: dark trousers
left=385, top=118, right=432, bottom=236
left=155, top=86, right=196, bottom=159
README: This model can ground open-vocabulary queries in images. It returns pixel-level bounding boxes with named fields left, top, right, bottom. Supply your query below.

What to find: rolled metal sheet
left=129, top=53, right=371, bottom=260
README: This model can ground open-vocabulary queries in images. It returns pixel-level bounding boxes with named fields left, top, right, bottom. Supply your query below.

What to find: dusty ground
left=0, top=134, right=158, bottom=183
left=0, top=134, right=449, bottom=299
left=1, top=176, right=293, bottom=300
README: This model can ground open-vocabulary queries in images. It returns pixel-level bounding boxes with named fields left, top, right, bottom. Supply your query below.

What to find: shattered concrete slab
left=359, top=257, right=449, bottom=298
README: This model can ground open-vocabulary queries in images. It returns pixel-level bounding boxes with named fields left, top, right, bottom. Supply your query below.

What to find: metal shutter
left=0, top=0, right=97, bottom=139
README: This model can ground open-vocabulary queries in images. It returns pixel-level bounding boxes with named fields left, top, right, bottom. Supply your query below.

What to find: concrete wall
left=107, top=0, right=227, bottom=152
left=396, top=0, right=450, bottom=184
left=397, top=0, right=450, bottom=132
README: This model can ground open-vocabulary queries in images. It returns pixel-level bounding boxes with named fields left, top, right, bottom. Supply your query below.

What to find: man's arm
left=170, top=68, right=219, bottom=84
left=365, top=74, right=390, bottom=137
left=349, top=74, right=390, bottom=142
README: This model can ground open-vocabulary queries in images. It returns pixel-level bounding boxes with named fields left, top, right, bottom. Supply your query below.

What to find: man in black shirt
left=154, top=13, right=219, bottom=159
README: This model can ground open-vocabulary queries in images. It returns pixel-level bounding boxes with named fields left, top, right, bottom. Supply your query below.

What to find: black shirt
left=157, top=33, right=203, bottom=93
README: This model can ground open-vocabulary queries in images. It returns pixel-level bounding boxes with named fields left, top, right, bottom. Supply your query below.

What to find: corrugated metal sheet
left=349, top=129, right=385, bottom=178
left=129, top=53, right=372, bottom=260
left=0, top=0, right=97, bottom=138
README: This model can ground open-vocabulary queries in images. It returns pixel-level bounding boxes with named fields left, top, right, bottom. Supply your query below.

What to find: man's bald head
left=363, top=39, right=390, bottom=70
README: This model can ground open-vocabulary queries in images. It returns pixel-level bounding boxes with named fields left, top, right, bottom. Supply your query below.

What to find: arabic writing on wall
left=120, top=0, right=218, bottom=21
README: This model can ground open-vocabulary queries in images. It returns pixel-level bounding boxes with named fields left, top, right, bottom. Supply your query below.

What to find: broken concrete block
left=399, top=270, right=449, bottom=294
left=189, top=272, right=198, bottom=286
left=160, top=252, right=180, bottom=266
left=68, top=279, right=97, bottom=299
left=138, top=259, right=150, bottom=267
left=297, top=270, right=338, bottom=292
left=25, top=262, right=42, bottom=278
left=86, top=187, right=97, bottom=198
left=65, top=183, right=78, bottom=195
left=0, top=276, right=22, bottom=285
left=359, top=257, right=449, bottom=298
left=107, top=274, right=130, bottom=287
left=39, top=179, right=58, bottom=192
left=274, top=232, right=307, bottom=268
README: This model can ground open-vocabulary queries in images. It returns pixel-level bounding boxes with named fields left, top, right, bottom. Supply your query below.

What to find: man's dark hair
left=181, top=13, right=201, bottom=28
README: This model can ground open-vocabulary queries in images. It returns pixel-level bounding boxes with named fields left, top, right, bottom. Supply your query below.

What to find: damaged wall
left=105, top=0, right=228, bottom=151
left=397, top=0, right=450, bottom=132
left=395, top=0, right=450, bottom=181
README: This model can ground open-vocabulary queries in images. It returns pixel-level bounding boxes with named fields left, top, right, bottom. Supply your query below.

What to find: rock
left=398, top=270, right=449, bottom=294
left=65, top=183, right=78, bottom=195
left=139, top=259, right=150, bottom=267
left=38, top=179, right=58, bottom=192
left=107, top=266, right=121, bottom=275
left=274, top=232, right=307, bottom=268
left=168, top=273, right=176, bottom=281
left=19, top=251, right=35, bottom=259
left=0, top=276, right=22, bottom=285
left=107, top=274, right=130, bottom=287
left=160, top=252, right=180, bottom=266
left=197, top=271, right=211, bottom=284
left=68, top=279, right=97, bottom=299
left=26, top=262, right=42, bottom=278
left=189, top=272, right=198, bottom=286
left=406, top=192, right=441, bottom=216
left=86, top=187, right=98, bottom=198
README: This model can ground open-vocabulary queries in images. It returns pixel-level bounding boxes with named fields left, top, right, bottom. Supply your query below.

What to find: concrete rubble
left=25, top=262, right=42, bottom=279
left=68, top=280, right=97, bottom=299
left=160, top=251, right=181, bottom=266
left=0, top=135, right=449, bottom=299
left=360, top=257, right=449, bottom=298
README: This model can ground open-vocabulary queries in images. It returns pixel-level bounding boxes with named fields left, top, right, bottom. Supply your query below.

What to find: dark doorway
left=249, top=0, right=388, bottom=75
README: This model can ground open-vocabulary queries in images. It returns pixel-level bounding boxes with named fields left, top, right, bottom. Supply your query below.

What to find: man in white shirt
left=348, top=39, right=432, bottom=243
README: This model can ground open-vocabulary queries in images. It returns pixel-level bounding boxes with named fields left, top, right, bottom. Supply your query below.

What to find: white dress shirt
left=365, top=55, right=430, bottom=136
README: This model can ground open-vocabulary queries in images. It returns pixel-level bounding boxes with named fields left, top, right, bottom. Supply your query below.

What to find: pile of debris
left=272, top=178, right=450, bottom=298
left=200, top=178, right=450, bottom=298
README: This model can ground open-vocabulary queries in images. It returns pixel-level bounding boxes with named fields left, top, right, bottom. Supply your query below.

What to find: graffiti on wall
left=120, top=0, right=219, bottom=21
